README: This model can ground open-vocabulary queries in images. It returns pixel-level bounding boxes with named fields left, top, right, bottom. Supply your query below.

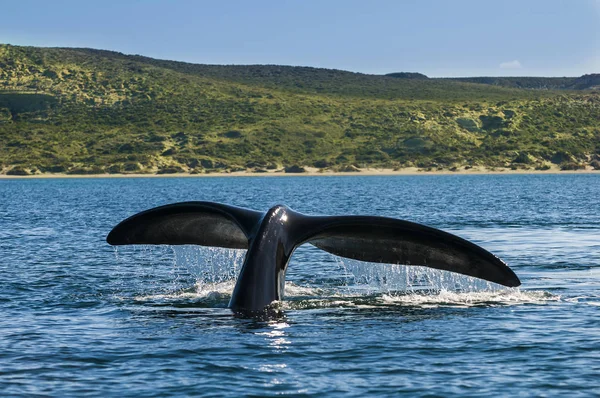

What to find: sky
left=1, top=0, right=598, bottom=77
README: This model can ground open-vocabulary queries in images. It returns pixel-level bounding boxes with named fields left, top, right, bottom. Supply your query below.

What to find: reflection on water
left=256, top=321, right=291, bottom=350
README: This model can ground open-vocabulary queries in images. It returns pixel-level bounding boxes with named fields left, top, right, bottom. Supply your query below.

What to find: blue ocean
left=1, top=175, right=599, bottom=396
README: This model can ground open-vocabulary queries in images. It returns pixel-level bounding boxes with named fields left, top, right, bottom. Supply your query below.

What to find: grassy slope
left=0, top=44, right=599, bottom=175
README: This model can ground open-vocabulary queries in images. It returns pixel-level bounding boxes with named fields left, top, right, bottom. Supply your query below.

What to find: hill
left=0, top=44, right=599, bottom=175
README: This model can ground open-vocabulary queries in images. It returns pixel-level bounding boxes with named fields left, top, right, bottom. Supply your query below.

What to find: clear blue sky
left=1, top=0, right=598, bottom=77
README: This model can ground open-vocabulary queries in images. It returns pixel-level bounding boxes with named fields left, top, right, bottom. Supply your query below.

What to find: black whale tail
left=107, top=202, right=520, bottom=312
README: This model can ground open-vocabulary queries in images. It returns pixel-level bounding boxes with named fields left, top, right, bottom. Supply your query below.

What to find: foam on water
left=134, top=280, right=236, bottom=302
left=379, top=288, right=558, bottom=307
left=281, top=286, right=558, bottom=310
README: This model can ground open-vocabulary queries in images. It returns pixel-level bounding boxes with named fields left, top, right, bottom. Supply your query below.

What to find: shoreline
left=1, top=166, right=599, bottom=179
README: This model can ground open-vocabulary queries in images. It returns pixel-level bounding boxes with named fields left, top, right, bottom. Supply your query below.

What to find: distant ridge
left=386, top=72, right=429, bottom=79
left=445, top=74, right=600, bottom=90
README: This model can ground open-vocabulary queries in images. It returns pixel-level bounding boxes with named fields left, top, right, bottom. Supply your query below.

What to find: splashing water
left=113, top=245, right=556, bottom=309
left=170, top=245, right=246, bottom=288
left=335, top=257, right=502, bottom=294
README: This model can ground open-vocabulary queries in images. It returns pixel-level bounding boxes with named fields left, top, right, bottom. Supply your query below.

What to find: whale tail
left=107, top=202, right=520, bottom=289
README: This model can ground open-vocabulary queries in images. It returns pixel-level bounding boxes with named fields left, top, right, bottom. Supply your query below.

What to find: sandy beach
left=1, top=165, right=599, bottom=179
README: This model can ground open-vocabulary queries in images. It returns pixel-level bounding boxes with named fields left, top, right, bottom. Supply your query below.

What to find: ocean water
left=1, top=174, right=599, bottom=396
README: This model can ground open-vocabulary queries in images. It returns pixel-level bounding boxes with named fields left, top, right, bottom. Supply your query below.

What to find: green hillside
left=0, top=44, right=599, bottom=175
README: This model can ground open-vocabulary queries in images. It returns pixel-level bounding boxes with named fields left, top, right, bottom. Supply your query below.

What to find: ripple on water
left=1, top=175, right=600, bottom=397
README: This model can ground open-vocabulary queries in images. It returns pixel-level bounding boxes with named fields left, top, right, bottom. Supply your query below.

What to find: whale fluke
left=303, top=216, right=521, bottom=288
left=107, top=202, right=262, bottom=249
left=107, top=202, right=520, bottom=313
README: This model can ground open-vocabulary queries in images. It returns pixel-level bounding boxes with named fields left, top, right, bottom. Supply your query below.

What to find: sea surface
left=1, top=174, right=599, bottom=396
